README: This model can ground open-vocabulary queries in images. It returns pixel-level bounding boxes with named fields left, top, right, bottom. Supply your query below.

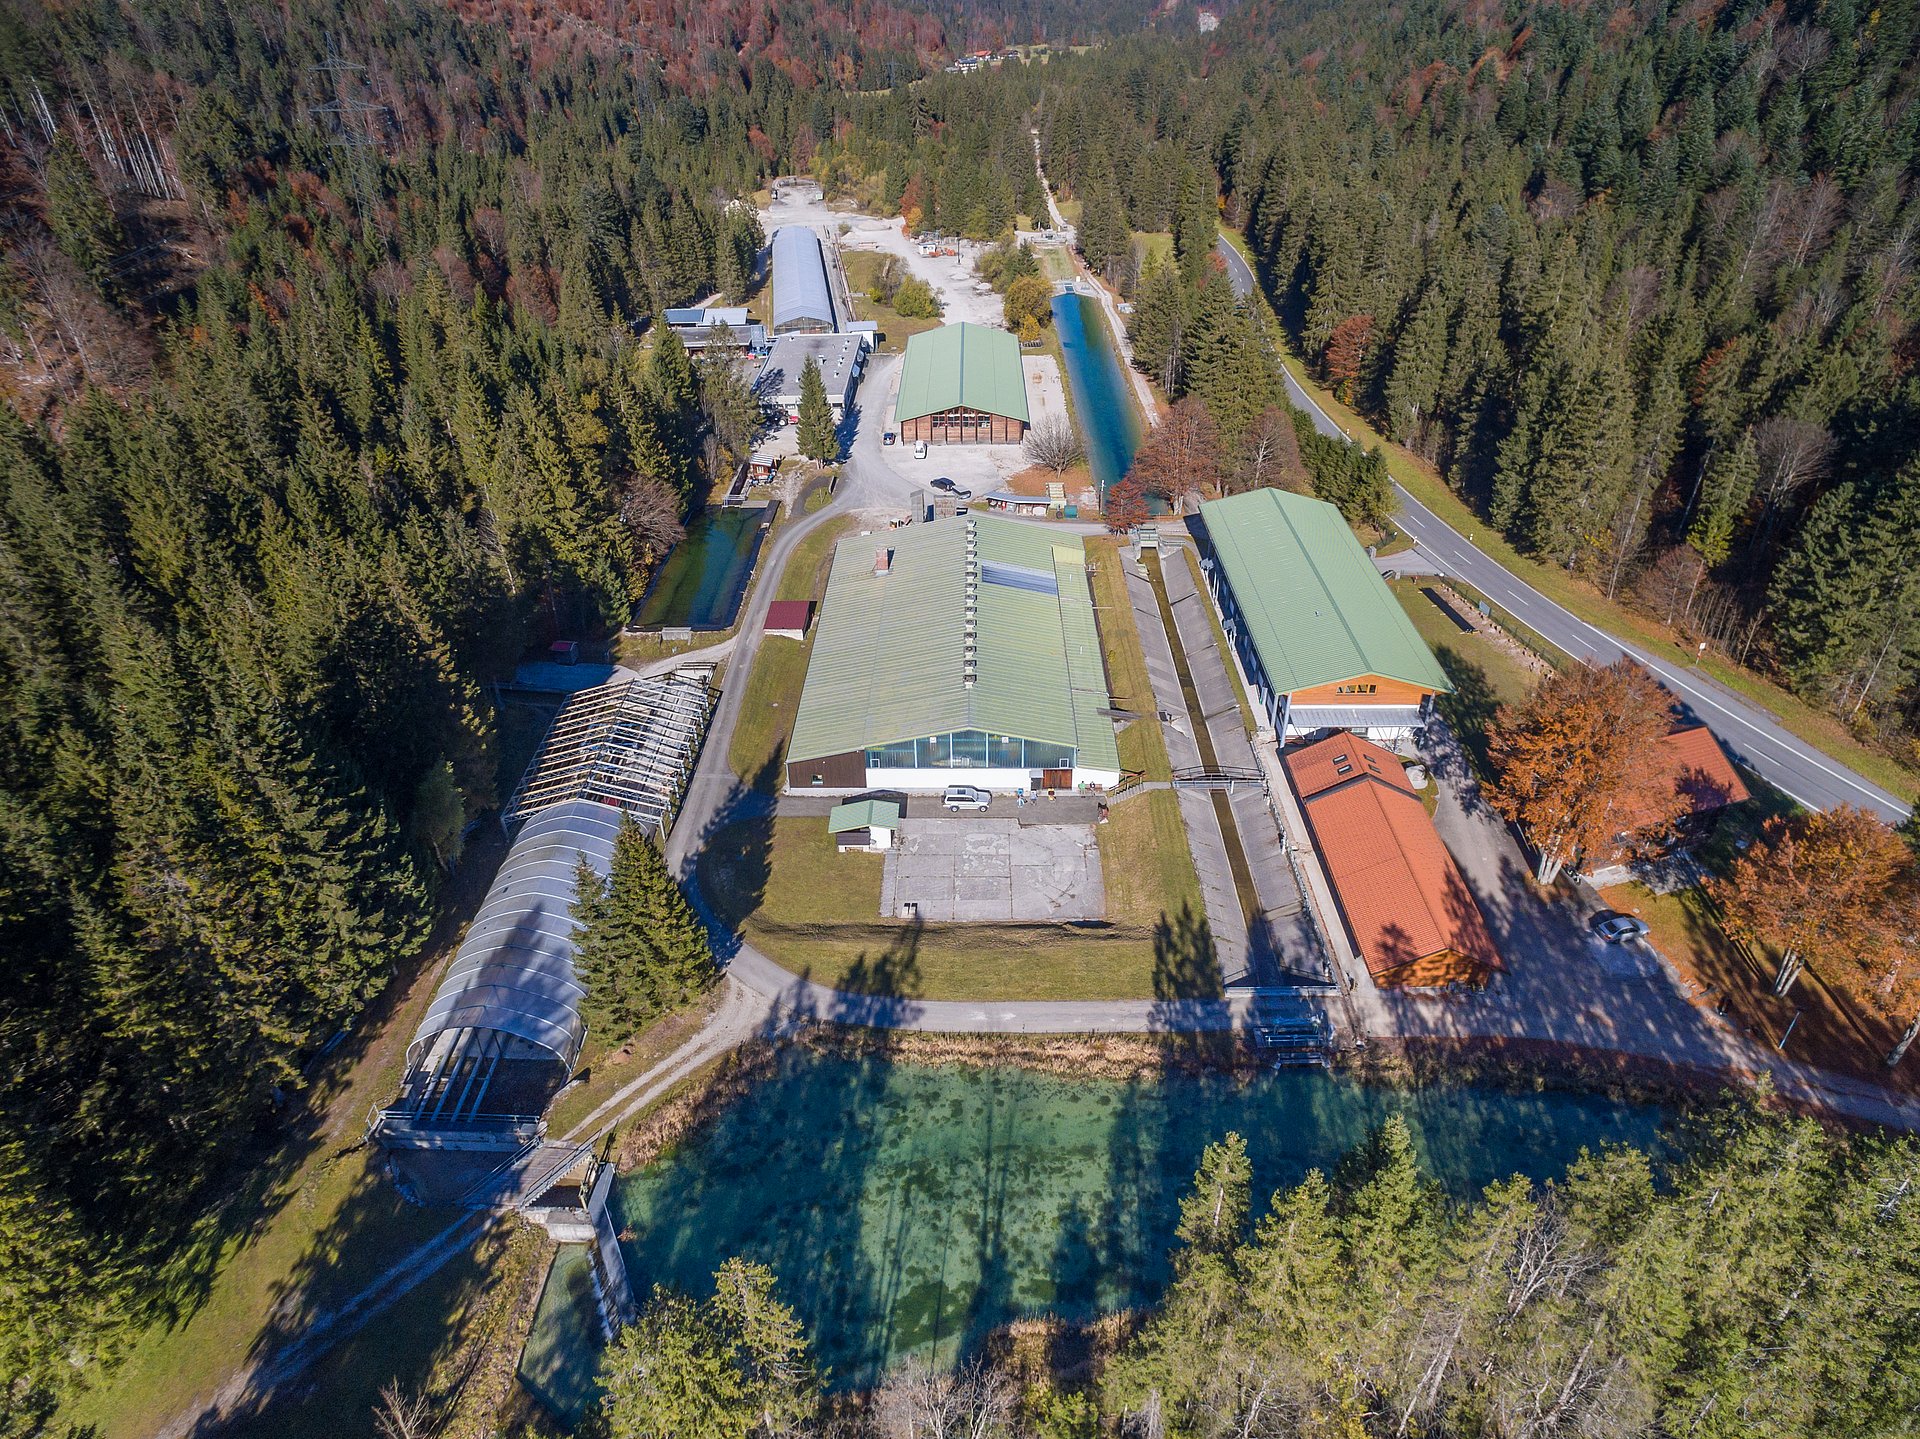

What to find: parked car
left=942, top=785, right=992, bottom=811
left=913, top=439, right=929, bottom=459
left=883, top=430, right=896, bottom=446
left=1588, top=911, right=1651, bottom=944
left=930, top=477, right=974, bottom=499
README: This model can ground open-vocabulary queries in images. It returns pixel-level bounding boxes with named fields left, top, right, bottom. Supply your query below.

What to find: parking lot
left=879, top=818, right=1105, bottom=922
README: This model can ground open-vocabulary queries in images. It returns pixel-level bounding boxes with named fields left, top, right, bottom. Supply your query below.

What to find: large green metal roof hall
left=786, top=515, right=1117, bottom=779
left=1197, top=487, right=1451, bottom=695
left=894, top=323, right=1031, bottom=425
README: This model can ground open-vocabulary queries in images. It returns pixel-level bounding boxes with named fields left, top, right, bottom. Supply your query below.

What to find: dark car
left=930, top=477, right=973, bottom=499
left=883, top=430, right=896, bottom=446
left=1588, top=910, right=1651, bottom=944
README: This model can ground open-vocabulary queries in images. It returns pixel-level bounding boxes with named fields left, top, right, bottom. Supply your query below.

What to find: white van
left=913, top=439, right=928, bottom=459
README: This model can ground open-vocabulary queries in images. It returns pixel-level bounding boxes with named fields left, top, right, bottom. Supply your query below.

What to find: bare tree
left=1751, top=413, right=1835, bottom=553
left=1232, top=405, right=1308, bottom=495
left=372, top=1379, right=435, bottom=1439
left=872, top=1358, right=1017, bottom=1439
left=618, top=473, right=686, bottom=573
left=1022, top=418, right=1084, bottom=472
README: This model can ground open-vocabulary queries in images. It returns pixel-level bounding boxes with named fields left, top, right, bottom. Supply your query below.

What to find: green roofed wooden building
left=893, top=323, right=1030, bottom=445
left=1193, top=487, right=1451, bottom=742
left=786, top=515, right=1121, bottom=793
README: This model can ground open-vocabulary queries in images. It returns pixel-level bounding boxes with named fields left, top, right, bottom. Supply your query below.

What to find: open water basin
left=633, top=505, right=767, bottom=630
left=527, top=1050, right=1669, bottom=1419
left=1052, top=292, right=1143, bottom=501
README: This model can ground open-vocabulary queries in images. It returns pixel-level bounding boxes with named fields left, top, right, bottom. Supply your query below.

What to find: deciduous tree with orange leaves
left=1126, top=397, right=1222, bottom=513
left=1323, top=313, right=1375, bottom=403
left=1485, top=660, right=1685, bottom=883
left=1711, top=804, right=1912, bottom=1000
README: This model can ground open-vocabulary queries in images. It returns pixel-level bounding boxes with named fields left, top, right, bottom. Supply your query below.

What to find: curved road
left=1213, top=235, right=1911, bottom=822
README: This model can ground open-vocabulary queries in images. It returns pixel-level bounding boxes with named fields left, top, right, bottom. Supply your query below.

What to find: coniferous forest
left=2, top=0, right=1919, bottom=1430
left=815, top=1, right=1920, bottom=746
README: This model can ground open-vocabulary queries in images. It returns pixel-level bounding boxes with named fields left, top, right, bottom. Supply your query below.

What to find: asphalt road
left=1213, top=234, right=1912, bottom=821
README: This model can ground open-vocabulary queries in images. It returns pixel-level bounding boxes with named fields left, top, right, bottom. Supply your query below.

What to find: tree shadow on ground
left=690, top=756, right=782, bottom=937
left=183, top=1158, right=501, bottom=1439
left=1432, top=644, right=1502, bottom=782
left=1149, top=901, right=1234, bottom=1063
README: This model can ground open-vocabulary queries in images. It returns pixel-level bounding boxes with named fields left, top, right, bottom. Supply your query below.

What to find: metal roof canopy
left=893, top=323, right=1031, bottom=425
left=407, top=798, right=622, bottom=1074
left=786, top=515, right=1119, bottom=772
left=758, top=333, right=863, bottom=405
left=504, top=671, right=715, bottom=836
left=771, top=226, right=836, bottom=332
left=1196, top=488, right=1451, bottom=697
left=403, top=670, right=716, bottom=1082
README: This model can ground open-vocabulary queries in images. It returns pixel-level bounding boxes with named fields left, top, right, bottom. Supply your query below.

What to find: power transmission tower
left=307, top=33, right=389, bottom=234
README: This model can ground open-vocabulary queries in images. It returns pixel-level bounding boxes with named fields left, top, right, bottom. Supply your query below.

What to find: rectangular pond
left=1052, top=291, right=1143, bottom=502
left=633, top=505, right=769, bottom=630
left=527, top=1051, right=1670, bottom=1422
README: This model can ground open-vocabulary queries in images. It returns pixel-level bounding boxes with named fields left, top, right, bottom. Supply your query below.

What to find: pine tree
left=1688, top=426, right=1759, bottom=569
left=42, top=135, right=125, bottom=301
left=795, top=356, right=837, bottom=463
left=571, top=817, right=713, bottom=1039
left=1176, top=1133, right=1252, bottom=1258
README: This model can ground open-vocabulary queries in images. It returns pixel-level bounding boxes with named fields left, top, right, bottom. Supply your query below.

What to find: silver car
left=942, top=785, right=992, bottom=812
left=1588, top=911, right=1651, bottom=944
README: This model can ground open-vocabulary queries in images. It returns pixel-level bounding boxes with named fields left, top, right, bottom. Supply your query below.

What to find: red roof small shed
left=763, top=600, right=813, bottom=639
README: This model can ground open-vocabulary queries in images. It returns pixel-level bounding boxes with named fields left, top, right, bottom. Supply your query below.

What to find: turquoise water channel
left=1052, top=292, right=1144, bottom=500
left=529, top=1052, right=1669, bottom=1418
left=634, top=506, right=767, bottom=629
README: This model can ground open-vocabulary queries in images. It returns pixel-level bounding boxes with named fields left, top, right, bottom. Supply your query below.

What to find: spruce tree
left=571, top=817, right=712, bottom=1039
left=795, top=355, right=837, bottom=462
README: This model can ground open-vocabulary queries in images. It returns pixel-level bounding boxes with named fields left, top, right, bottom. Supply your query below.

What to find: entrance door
left=1042, top=768, right=1072, bottom=789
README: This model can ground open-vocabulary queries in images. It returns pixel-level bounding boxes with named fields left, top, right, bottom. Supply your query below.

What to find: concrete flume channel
left=1139, top=548, right=1272, bottom=975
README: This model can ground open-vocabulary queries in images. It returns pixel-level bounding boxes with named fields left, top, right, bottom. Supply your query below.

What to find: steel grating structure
left=504, top=670, right=715, bottom=838
left=380, top=669, right=716, bottom=1144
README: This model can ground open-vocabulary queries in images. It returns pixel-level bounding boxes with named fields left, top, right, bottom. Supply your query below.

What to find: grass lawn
left=542, top=987, right=730, bottom=1136
left=1132, top=231, right=1172, bottom=270
left=840, top=250, right=947, bottom=352
left=1087, top=536, right=1171, bottom=782
left=1599, top=881, right=1919, bottom=1093
left=727, top=515, right=861, bottom=788
left=701, top=816, right=1203, bottom=1001
left=1035, top=243, right=1077, bottom=284
left=1391, top=578, right=1540, bottom=776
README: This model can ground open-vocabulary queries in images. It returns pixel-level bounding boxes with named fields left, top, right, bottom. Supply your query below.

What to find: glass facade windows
left=1021, top=740, right=1075, bottom=771
left=866, top=732, right=1078, bottom=770
left=988, top=733, right=1025, bottom=768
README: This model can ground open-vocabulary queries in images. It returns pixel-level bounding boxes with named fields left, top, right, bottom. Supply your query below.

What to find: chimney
left=874, top=547, right=892, bottom=576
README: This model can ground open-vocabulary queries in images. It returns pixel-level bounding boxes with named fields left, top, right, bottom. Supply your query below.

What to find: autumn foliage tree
left=1486, top=660, right=1685, bottom=883
left=1323, top=314, right=1375, bottom=404
left=1711, top=805, right=1913, bottom=999
left=1127, top=396, right=1222, bottom=513
left=1104, top=475, right=1152, bottom=532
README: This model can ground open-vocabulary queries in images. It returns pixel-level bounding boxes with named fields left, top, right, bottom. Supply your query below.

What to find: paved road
left=1392, top=498, right=1911, bottom=820
left=1213, top=232, right=1911, bottom=822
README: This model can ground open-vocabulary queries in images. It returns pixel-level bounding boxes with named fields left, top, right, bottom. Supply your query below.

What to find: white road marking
left=1394, top=486, right=1910, bottom=819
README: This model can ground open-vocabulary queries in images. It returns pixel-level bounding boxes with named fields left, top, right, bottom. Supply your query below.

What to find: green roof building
left=1194, top=487, right=1451, bottom=742
left=786, top=515, right=1121, bottom=793
left=893, top=323, right=1030, bottom=445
